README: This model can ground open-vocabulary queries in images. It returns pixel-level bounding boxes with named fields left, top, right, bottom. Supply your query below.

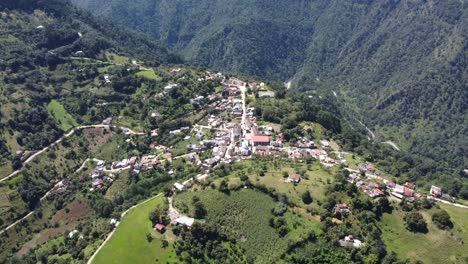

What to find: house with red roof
left=252, top=135, right=270, bottom=146
left=154, top=223, right=166, bottom=233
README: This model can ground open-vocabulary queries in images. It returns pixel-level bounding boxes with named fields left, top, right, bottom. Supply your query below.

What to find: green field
left=215, top=160, right=336, bottom=209
left=379, top=204, right=468, bottom=264
left=92, top=194, right=178, bottom=264
left=174, top=188, right=320, bottom=263
left=136, top=70, right=160, bottom=80
left=47, top=100, right=78, bottom=131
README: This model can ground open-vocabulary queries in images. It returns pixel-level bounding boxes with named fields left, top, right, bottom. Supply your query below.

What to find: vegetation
left=379, top=204, right=468, bottom=264
left=92, top=194, right=178, bottom=264
left=431, top=210, right=453, bottom=230
left=47, top=100, right=78, bottom=131
left=404, top=211, right=428, bottom=233
left=174, top=189, right=290, bottom=263
left=72, top=0, right=467, bottom=185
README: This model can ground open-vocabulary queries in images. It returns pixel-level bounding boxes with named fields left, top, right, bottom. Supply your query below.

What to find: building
left=173, top=183, right=185, bottom=191
left=334, top=204, right=350, bottom=214
left=252, top=135, right=270, bottom=146
left=173, top=216, right=195, bottom=227
left=287, top=174, right=301, bottom=183
left=154, top=223, right=166, bottom=233
left=339, top=235, right=364, bottom=248
left=319, top=140, right=330, bottom=148
left=232, top=125, right=242, bottom=139
left=403, top=187, right=414, bottom=197
left=258, top=91, right=275, bottom=98
left=164, top=83, right=178, bottom=93
left=430, top=185, right=442, bottom=198
left=404, top=182, right=416, bottom=190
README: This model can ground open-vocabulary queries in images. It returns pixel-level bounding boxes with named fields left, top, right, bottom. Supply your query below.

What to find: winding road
left=0, top=158, right=97, bottom=235
left=0, top=125, right=143, bottom=183
left=86, top=193, right=163, bottom=264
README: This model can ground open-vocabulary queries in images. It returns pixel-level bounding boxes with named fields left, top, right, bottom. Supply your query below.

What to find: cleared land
left=379, top=204, right=468, bottom=264
left=47, top=100, right=78, bottom=131
left=136, top=70, right=160, bottom=80
left=92, top=194, right=178, bottom=264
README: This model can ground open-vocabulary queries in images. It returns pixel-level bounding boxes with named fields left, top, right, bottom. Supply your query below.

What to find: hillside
left=70, top=0, right=467, bottom=173
left=0, top=0, right=177, bottom=172
left=0, top=1, right=466, bottom=263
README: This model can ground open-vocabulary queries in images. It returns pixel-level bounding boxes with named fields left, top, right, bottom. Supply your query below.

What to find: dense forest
left=70, top=0, right=467, bottom=176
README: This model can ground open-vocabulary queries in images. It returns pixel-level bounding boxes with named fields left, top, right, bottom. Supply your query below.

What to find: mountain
left=70, top=0, right=467, bottom=173
left=0, top=0, right=177, bottom=158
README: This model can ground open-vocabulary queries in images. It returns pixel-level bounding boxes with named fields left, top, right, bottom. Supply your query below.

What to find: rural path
left=0, top=125, right=143, bottom=183
left=0, top=158, right=96, bottom=235
left=382, top=141, right=401, bottom=151
left=167, top=196, right=180, bottom=221
left=86, top=193, right=163, bottom=264
left=428, top=196, right=468, bottom=209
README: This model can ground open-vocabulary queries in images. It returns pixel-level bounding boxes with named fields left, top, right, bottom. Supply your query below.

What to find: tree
left=146, top=232, right=153, bottom=242
left=149, top=205, right=168, bottom=225
left=161, top=239, right=169, bottom=248
left=432, top=210, right=453, bottom=230
left=93, top=199, right=114, bottom=218
left=219, top=179, right=229, bottom=193
left=302, top=190, right=313, bottom=204
left=404, top=212, right=428, bottom=233
left=194, top=201, right=207, bottom=219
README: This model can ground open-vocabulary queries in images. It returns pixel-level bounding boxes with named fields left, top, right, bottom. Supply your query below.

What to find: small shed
left=154, top=223, right=166, bottom=233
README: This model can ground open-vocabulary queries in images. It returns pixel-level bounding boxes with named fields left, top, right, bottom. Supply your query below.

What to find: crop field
left=378, top=204, right=468, bottom=264
left=47, top=100, right=78, bottom=131
left=174, top=188, right=320, bottom=263
left=92, top=194, right=179, bottom=264
left=214, top=160, right=336, bottom=209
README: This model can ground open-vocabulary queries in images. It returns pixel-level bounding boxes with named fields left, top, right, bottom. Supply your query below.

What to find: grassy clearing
left=136, top=70, right=160, bottom=80
left=47, top=100, right=78, bottom=131
left=378, top=204, right=468, bottom=264
left=92, top=194, right=178, bottom=264
left=0, top=160, right=13, bottom=180
left=105, top=52, right=130, bottom=65
left=105, top=172, right=130, bottom=200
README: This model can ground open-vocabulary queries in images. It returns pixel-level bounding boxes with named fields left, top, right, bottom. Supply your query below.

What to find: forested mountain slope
left=71, top=0, right=467, bottom=172
left=0, top=0, right=175, bottom=169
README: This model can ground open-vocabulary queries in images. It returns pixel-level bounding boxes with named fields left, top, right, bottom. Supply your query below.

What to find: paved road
left=86, top=193, right=163, bottom=264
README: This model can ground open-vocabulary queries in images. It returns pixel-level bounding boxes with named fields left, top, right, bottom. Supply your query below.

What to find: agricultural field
left=47, top=100, right=78, bottom=131
left=378, top=204, right=468, bottom=264
left=174, top=188, right=320, bottom=263
left=213, top=159, right=337, bottom=210
left=136, top=70, right=160, bottom=80
left=92, top=194, right=179, bottom=264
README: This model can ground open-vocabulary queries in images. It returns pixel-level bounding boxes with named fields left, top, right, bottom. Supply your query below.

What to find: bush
left=404, top=212, right=428, bottom=233
left=301, top=190, right=313, bottom=205
left=432, top=210, right=453, bottom=230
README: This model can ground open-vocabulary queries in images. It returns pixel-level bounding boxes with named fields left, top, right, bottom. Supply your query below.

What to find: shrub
left=431, top=210, right=453, bottom=230
left=404, top=212, right=428, bottom=233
